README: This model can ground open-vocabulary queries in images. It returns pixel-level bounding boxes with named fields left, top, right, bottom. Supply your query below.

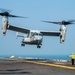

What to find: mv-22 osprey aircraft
left=0, top=9, right=75, bottom=48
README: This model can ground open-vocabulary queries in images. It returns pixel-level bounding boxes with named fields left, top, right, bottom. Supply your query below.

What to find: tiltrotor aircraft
left=0, top=9, right=75, bottom=48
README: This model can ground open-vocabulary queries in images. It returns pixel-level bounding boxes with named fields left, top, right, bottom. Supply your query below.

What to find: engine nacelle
left=60, top=29, right=66, bottom=44
left=60, top=25, right=66, bottom=44
left=2, top=22, right=8, bottom=36
left=2, top=16, right=8, bottom=36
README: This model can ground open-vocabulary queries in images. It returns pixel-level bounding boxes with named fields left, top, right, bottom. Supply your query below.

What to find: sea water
left=0, top=55, right=71, bottom=60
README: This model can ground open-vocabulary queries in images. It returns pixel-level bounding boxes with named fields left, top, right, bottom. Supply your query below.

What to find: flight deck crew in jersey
left=69, top=53, right=75, bottom=65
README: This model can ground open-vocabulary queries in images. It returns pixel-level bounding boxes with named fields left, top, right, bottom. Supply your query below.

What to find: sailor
left=69, top=53, right=75, bottom=65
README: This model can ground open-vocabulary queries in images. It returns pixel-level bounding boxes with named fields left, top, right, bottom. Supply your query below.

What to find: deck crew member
left=69, top=53, right=75, bottom=65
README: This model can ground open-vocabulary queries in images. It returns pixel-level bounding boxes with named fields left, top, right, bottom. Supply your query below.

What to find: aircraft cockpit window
left=31, top=32, right=42, bottom=36
left=31, top=32, right=34, bottom=36
left=34, top=32, right=42, bottom=36
left=27, top=33, right=30, bottom=37
left=39, top=33, right=42, bottom=36
left=34, top=32, right=38, bottom=35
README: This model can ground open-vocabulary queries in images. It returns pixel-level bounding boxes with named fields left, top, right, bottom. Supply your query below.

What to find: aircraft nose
left=37, top=37, right=42, bottom=40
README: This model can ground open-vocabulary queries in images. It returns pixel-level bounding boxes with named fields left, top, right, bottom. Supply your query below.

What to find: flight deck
left=0, top=58, right=75, bottom=75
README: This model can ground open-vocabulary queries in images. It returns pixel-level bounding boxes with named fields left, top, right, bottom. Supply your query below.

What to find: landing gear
left=37, top=45, right=41, bottom=48
left=37, top=41, right=42, bottom=48
left=21, top=40, right=25, bottom=46
left=21, top=43, right=25, bottom=46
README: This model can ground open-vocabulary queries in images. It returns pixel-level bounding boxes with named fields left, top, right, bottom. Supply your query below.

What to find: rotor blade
left=41, top=20, right=52, bottom=23
left=8, top=14, right=27, bottom=18
left=0, top=8, right=11, bottom=13
left=0, top=13, right=4, bottom=16
left=0, top=8, right=27, bottom=18
left=63, top=20, right=75, bottom=25
left=67, top=20, right=75, bottom=23
left=41, top=20, right=61, bottom=25
left=65, top=22, right=75, bottom=25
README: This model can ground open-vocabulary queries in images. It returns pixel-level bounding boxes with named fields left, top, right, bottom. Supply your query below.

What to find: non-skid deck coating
left=0, top=58, right=75, bottom=75
left=23, top=60, right=75, bottom=70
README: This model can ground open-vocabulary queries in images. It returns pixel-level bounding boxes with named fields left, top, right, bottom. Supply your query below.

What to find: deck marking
left=24, top=60, right=75, bottom=70
left=5, top=59, right=75, bottom=70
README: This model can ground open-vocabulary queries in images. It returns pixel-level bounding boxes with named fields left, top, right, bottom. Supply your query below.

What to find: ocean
left=0, top=55, right=71, bottom=60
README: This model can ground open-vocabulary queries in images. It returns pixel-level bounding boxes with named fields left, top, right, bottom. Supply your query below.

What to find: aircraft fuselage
left=21, top=31, right=43, bottom=48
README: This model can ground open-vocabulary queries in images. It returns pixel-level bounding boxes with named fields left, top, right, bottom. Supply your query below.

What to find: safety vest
left=69, top=54, right=75, bottom=59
